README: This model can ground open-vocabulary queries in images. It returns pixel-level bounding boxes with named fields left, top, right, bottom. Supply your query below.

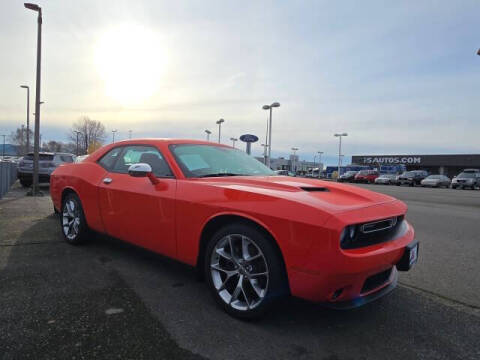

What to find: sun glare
left=94, top=24, right=167, bottom=105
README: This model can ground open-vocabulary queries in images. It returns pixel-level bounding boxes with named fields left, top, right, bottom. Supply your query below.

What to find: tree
left=9, top=126, right=35, bottom=155
left=69, top=116, right=106, bottom=155
left=42, top=140, right=64, bottom=152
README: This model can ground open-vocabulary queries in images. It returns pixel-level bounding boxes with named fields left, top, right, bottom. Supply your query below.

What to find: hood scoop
left=300, top=186, right=329, bottom=192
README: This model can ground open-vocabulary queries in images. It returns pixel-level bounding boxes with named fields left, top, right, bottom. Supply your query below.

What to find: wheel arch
left=196, top=214, right=290, bottom=293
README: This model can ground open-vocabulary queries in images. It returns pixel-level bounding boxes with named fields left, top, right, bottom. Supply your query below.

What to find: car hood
left=194, top=176, right=398, bottom=215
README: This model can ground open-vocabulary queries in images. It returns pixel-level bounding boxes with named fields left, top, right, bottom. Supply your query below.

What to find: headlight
left=340, top=225, right=357, bottom=247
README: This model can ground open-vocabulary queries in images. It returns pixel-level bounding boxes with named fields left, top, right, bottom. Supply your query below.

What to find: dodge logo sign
left=363, top=156, right=422, bottom=164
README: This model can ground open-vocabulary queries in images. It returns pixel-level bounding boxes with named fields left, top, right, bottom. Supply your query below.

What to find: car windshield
left=457, top=172, right=475, bottom=178
left=170, top=144, right=275, bottom=178
left=426, top=175, right=441, bottom=179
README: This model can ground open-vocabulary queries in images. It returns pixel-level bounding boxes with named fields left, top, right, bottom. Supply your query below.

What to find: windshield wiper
left=198, top=173, right=248, bottom=178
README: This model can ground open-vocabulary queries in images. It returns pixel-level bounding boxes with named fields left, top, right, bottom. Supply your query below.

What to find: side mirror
left=128, top=163, right=152, bottom=177
left=128, top=163, right=159, bottom=184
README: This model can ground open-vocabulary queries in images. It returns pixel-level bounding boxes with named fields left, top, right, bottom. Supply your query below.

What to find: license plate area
left=397, top=241, right=419, bottom=271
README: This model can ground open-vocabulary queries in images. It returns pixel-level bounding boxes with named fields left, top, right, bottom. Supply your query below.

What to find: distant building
left=352, top=154, right=480, bottom=178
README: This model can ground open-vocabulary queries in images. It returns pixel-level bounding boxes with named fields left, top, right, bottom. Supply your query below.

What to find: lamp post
left=73, top=131, right=81, bottom=156
left=334, top=133, right=348, bottom=179
left=24, top=2, right=42, bottom=195
left=205, top=129, right=211, bottom=141
left=112, top=130, right=117, bottom=143
left=317, top=151, right=324, bottom=179
left=261, top=143, right=268, bottom=164
left=230, top=137, right=237, bottom=148
left=291, top=147, right=299, bottom=173
left=477, top=48, right=480, bottom=56
left=129, top=130, right=132, bottom=139
left=216, top=119, right=224, bottom=143
left=20, top=85, right=30, bottom=153
left=262, top=102, right=280, bottom=168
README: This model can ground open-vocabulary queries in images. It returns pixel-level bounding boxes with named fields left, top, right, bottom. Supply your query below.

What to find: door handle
left=103, top=177, right=112, bottom=184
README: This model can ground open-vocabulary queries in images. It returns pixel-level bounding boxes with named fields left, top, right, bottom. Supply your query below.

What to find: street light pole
left=230, top=137, right=237, bottom=148
left=20, top=85, right=30, bottom=153
left=128, top=130, right=132, bottom=139
left=334, top=133, right=347, bottom=179
left=291, top=147, right=298, bottom=174
left=112, top=130, right=117, bottom=143
left=205, top=129, right=211, bottom=141
left=24, top=3, right=42, bottom=195
left=262, top=102, right=280, bottom=168
left=317, top=151, right=324, bottom=179
left=216, top=119, right=224, bottom=143
left=261, top=144, right=268, bottom=164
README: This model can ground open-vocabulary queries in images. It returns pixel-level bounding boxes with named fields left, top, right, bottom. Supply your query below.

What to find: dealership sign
left=362, top=156, right=422, bottom=165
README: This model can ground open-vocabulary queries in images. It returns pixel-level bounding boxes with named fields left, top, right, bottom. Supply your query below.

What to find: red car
left=354, top=170, right=380, bottom=183
left=50, top=139, right=418, bottom=318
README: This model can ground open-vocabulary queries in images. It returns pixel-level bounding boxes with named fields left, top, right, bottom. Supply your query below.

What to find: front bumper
left=287, top=201, right=416, bottom=306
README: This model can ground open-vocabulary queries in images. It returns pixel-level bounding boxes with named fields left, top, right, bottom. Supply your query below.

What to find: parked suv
left=338, top=170, right=358, bottom=182
left=396, top=170, right=428, bottom=186
left=17, top=152, right=75, bottom=187
left=451, top=169, right=480, bottom=190
left=354, top=170, right=379, bottom=183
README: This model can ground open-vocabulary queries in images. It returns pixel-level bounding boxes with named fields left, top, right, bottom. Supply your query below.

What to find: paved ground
left=1, top=183, right=479, bottom=360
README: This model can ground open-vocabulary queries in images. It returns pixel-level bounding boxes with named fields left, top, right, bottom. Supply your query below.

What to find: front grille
left=341, top=215, right=406, bottom=249
left=361, top=268, right=392, bottom=293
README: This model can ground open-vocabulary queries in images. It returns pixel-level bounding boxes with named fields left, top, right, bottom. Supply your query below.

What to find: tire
left=204, top=222, right=288, bottom=319
left=20, top=179, right=32, bottom=188
left=60, top=193, right=89, bottom=245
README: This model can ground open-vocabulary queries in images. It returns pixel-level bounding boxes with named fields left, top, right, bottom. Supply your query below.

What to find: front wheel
left=60, top=193, right=89, bottom=245
left=204, top=223, right=287, bottom=319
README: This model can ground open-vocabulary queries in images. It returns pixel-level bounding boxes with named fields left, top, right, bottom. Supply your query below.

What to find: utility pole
left=317, top=151, right=324, bottom=179
left=205, top=129, right=211, bottom=141
left=128, top=130, right=132, bottom=139
left=262, top=102, right=280, bottom=168
left=291, top=147, right=299, bottom=174
left=334, top=133, right=347, bottom=179
left=216, top=119, right=224, bottom=143
left=24, top=3, right=43, bottom=195
left=112, top=130, right=117, bottom=143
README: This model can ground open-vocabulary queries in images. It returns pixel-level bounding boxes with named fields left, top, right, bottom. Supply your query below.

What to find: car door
left=97, top=145, right=177, bottom=258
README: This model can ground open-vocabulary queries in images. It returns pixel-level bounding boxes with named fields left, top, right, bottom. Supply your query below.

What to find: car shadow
left=2, top=215, right=478, bottom=360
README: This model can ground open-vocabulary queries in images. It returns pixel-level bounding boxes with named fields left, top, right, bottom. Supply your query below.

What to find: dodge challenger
left=50, top=139, right=418, bottom=318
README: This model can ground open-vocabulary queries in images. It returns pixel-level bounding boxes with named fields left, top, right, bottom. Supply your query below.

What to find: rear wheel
left=60, top=193, right=89, bottom=245
left=204, top=223, right=287, bottom=319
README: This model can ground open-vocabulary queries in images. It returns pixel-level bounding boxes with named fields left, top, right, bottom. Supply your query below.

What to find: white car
left=374, top=174, right=397, bottom=185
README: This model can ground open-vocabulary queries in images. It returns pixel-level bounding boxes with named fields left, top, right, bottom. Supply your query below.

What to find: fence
left=0, top=161, right=18, bottom=199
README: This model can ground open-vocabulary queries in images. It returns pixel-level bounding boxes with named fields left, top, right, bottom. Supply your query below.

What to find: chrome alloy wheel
left=62, top=199, right=81, bottom=240
left=210, top=234, right=269, bottom=311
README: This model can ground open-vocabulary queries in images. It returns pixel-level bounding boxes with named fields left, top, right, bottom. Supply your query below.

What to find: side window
left=112, top=145, right=173, bottom=177
left=98, top=147, right=123, bottom=171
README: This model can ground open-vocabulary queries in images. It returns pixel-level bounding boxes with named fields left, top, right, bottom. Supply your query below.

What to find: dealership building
left=351, top=154, right=480, bottom=178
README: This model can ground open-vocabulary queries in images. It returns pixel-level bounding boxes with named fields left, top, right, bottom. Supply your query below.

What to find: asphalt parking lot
left=1, top=183, right=479, bottom=360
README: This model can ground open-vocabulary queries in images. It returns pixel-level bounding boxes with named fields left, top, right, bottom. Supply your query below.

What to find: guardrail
left=0, top=161, right=18, bottom=199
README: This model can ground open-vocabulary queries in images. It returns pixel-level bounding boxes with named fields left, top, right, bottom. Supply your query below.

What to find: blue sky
left=0, top=0, right=478, bottom=165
